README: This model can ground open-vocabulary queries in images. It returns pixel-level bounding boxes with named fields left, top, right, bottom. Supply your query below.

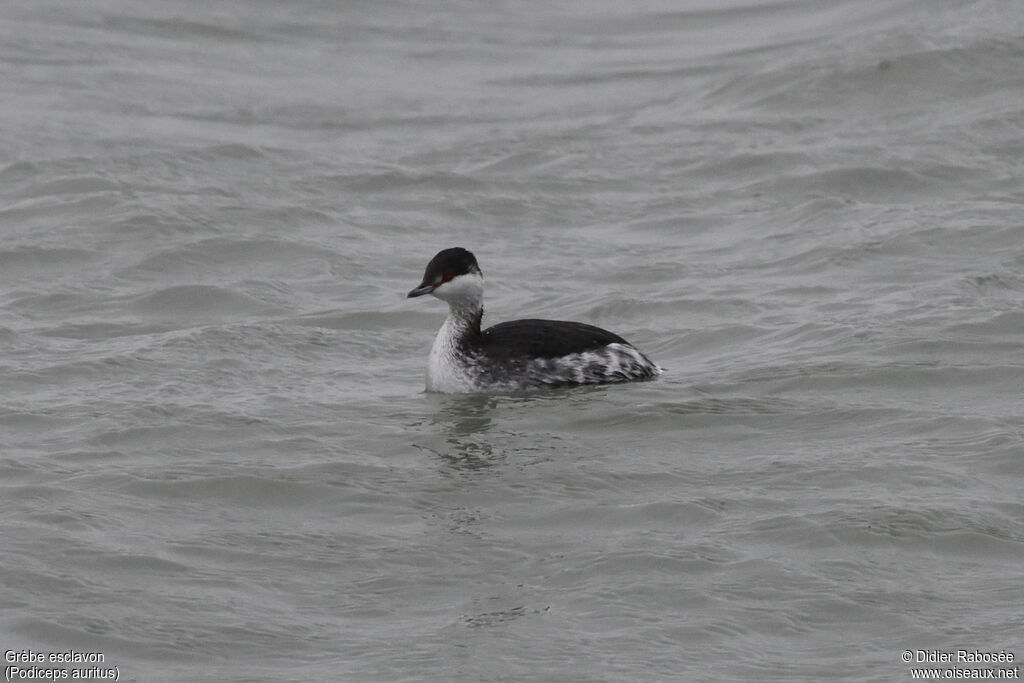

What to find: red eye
left=441, top=272, right=454, bottom=283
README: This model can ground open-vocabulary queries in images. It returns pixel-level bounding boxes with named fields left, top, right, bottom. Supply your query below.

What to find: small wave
left=16, top=176, right=122, bottom=200
left=102, top=14, right=274, bottom=44
left=188, top=143, right=270, bottom=162
left=0, top=246, right=97, bottom=272
left=125, top=237, right=331, bottom=278
left=744, top=166, right=962, bottom=204
left=946, top=310, right=1024, bottom=337
left=117, top=474, right=339, bottom=508
left=129, top=285, right=283, bottom=319
left=840, top=505, right=1024, bottom=557
left=321, top=168, right=487, bottom=193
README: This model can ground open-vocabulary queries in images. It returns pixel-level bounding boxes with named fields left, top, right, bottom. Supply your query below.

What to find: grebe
left=407, top=247, right=661, bottom=393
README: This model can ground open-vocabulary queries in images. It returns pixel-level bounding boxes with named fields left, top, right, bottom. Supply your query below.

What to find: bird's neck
left=446, top=298, right=483, bottom=339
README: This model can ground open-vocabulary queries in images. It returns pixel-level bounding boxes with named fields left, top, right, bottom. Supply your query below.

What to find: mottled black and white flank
left=407, top=247, right=662, bottom=393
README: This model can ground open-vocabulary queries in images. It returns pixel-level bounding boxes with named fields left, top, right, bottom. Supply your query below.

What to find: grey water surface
left=2, top=0, right=1023, bottom=681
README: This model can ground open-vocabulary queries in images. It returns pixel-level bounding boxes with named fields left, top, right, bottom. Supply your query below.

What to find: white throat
left=430, top=271, right=484, bottom=315
left=424, top=272, right=484, bottom=392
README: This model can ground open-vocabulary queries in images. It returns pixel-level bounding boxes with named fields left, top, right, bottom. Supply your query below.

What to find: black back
left=477, top=318, right=630, bottom=360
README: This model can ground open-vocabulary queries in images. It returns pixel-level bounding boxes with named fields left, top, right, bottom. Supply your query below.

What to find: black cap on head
left=408, top=247, right=481, bottom=298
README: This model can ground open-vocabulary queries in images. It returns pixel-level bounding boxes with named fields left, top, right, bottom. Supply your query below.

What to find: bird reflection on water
left=412, top=388, right=603, bottom=473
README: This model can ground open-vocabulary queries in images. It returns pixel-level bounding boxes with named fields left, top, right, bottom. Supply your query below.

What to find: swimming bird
left=407, top=247, right=661, bottom=392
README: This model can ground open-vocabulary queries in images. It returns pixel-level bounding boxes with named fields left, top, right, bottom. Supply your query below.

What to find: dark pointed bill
left=407, top=282, right=436, bottom=298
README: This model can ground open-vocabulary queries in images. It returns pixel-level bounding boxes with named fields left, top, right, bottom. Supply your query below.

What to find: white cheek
left=432, top=273, right=483, bottom=304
